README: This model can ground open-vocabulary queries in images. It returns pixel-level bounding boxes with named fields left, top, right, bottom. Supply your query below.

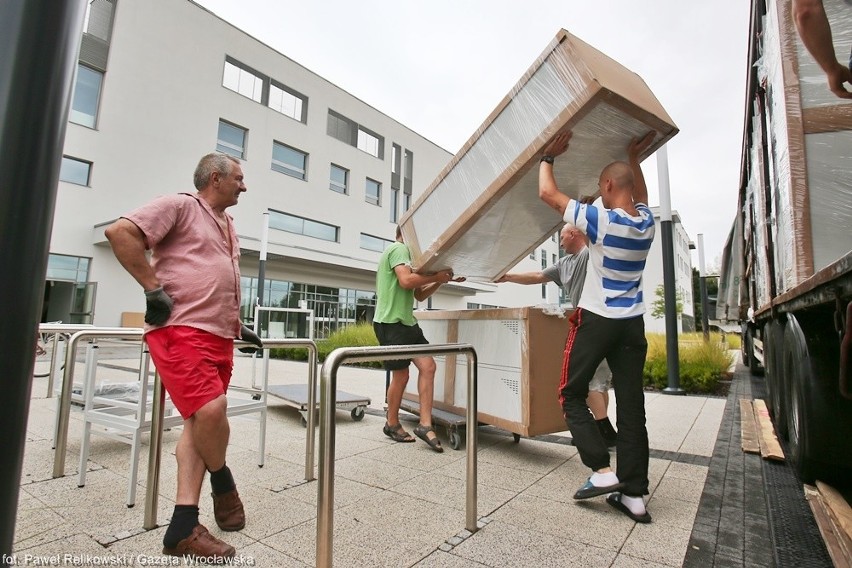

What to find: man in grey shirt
left=498, top=225, right=617, bottom=447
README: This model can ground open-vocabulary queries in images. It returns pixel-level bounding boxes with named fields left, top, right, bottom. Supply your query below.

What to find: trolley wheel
left=513, top=433, right=521, bottom=444
left=351, top=406, right=365, bottom=421
left=449, top=429, right=462, bottom=450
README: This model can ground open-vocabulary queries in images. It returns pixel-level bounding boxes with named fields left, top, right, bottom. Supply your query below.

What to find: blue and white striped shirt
left=563, top=198, right=655, bottom=319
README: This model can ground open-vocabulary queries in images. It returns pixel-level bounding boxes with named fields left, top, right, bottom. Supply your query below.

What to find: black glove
left=144, top=287, right=173, bottom=326
left=239, top=324, right=263, bottom=354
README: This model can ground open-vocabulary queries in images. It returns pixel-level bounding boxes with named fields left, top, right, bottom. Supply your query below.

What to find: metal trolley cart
left=398, top=398, right=471, bottom=450
left=268, top=384, right=370, bottom=427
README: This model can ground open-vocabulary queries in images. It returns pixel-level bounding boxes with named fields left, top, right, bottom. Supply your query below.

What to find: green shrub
left=270, top=322, right=381, bottom=368
left=643, top=333, right=733, bottom=394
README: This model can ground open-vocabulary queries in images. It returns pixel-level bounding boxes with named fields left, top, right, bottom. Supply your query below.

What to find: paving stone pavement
left=11, top=343, right=838, bottom=567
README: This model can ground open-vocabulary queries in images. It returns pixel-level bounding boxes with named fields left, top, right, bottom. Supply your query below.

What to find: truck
left=716, top=0, right=852, bottom=486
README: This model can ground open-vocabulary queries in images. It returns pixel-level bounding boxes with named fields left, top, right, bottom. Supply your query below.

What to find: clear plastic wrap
left=755, top=0, right=852, bottom=294
left=399, top=29, right=678, bottom=280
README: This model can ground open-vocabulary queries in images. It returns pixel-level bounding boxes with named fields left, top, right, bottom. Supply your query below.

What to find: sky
left=194, top=0, right=752, bottom=270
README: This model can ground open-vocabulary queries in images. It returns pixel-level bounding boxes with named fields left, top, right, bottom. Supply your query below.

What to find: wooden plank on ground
left=805, top=484, right=852, bottom=568
left=817, top=480, right=852, bottom=563
left=740, top=399, right=761, bottom=454
left=752, top=399, right=785, bottom=461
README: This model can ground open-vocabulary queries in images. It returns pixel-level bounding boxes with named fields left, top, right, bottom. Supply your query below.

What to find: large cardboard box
left=405, top=307, right=569, bottom=438
left=399, top=29, right=678, bottom=280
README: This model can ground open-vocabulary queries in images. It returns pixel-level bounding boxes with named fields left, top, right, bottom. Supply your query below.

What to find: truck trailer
left=717, top=0, right=852, bottom=485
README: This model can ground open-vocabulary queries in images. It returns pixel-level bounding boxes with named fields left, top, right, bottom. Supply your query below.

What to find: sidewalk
left=15, top=346, right=729, bottom=567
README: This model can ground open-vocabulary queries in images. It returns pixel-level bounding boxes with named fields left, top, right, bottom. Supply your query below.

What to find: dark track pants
left=559, top=308, right=649, bottom=497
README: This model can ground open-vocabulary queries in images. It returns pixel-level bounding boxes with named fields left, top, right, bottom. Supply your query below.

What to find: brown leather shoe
left=162, top=524, right=235, bottom=559
left=212, top=489, right=245, bottom=531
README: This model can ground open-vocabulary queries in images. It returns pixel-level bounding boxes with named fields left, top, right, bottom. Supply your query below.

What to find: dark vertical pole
left=0, top=0, right=86, bottom=557
left=698, top=234, right=710, bottom=342
left=656, top=146, right=685, bottom=395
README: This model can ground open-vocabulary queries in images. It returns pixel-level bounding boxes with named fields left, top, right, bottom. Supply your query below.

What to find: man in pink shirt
left=105, top=153, right=261, bottom=559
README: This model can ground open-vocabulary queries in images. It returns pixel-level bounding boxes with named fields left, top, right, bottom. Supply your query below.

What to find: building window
left=217, top=119, right=247, bottom=158
left=403, top=193, right=412, bottom=211
left=240, top=277, right=377, bottom=339
left=327, top=109, right=384, bottom=158
left=329, top=164, right=348, bottom=194
left=552, top=254, right=557, bottom=265
left=529, top=251, right=535, bottom=260
left=403, top=149, right=414, bottom=194
left=540, top=249, right=547, bottom=268
left=366, top=178, right=381, bottom=206
left=269, top=210, right=338, bottom=242
left=391, top=144, right=402, bottom=190
left=390, top=188, right=399, bottom=222
left=271, top=141, right=307, bottom=180
left=69, top=64, right=103, bottom=128
left=360, top=233, right=393, bottom=252
left=358, top=129, right=381, bottom=157
left=222, top=56, right=308, bottom=123
left=46, top=253, right=90, bottom=282
left=269, top=82, right=306, bottom=122
left=59, top=156, right=92, bottom=186
left=222, top=59, right=264, bottom=103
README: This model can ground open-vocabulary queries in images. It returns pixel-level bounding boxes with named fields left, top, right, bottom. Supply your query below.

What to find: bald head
left=600, top=161, right=634, bottom=190
left=598, top=160, right=636, bottom=208
left=559, top=225, right=587, bottom=254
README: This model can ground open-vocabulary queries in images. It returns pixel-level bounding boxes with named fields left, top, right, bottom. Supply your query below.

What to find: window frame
left=69, top=63, right=103, bottom=128
left=59, top=155, right=92, bottom=186
left=329, top=164, right=349, bottom=194
left=365, top=178, right=381, bottom=206
left=271, top=140, right=308, bottom=180
left=216, top=119, right=248, bottom=159
left=269, top=210, right=339, bottom=243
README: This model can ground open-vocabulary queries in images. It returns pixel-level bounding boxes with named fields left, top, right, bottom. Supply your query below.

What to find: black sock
left=163, top=505, right=199, bottom=548
left=209, top=464, right=236, bottom=495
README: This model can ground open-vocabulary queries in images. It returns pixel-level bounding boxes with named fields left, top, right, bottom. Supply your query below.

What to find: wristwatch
left=540, top=155, right=555, bottom=164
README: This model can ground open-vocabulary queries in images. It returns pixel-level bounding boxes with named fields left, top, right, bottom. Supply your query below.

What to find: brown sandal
left=413, top=424, right=444, bottom=453
left=383, top=422, right=415, bottom=442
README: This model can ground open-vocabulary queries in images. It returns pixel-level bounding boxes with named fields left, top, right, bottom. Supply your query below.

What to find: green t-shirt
left=373, top=241, right=418, bottom=326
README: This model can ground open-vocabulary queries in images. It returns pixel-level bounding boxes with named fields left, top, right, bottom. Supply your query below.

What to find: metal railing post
left=315, top=343, right=477, bottom=568
left=143, top=369, right=164, bottom=530
left=465, top=350, right=478, bottom=532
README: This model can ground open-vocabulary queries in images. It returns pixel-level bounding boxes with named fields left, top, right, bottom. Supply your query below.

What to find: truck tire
left=741, top=323, right=751, bottom=368
left=784, top=315, right=817, bottom=482
left=783, top=313, right=852, bottom=485
left=763, top=319, right=788, bottom=439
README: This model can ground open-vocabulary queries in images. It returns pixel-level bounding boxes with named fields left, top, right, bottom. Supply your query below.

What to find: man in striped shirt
left=538, top=131, right=656, bottom=523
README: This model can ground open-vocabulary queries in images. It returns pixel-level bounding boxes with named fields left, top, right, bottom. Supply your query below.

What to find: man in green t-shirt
left=373, top=226, right=463, bottom=452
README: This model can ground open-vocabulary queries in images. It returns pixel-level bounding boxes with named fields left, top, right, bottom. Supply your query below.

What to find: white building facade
left=51, top=0, right=688, bottom=338
left=50, top=0, right=560, bottom=336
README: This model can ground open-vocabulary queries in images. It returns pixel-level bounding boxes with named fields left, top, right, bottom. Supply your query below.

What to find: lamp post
left=656, top=145, right=684, bottom=395
left=256, top=211, right=270, bottom=316
left=698, top=234, right=710, bottom=342
left=0, top=0, right=87, bottom=553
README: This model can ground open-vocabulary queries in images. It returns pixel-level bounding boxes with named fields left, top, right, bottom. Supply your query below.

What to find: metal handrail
left=143, top=337, right=318, bottom=529
left=38, top=323, right=133, bottom=398
left=51, top=330, right=319, bottom=506
left=53, top=328, right=145, bottom=478
left=315, top=343, right=478, bottom=568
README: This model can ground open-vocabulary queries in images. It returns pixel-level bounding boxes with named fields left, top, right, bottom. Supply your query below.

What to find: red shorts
left=145, top=325, right=234, bottom=419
